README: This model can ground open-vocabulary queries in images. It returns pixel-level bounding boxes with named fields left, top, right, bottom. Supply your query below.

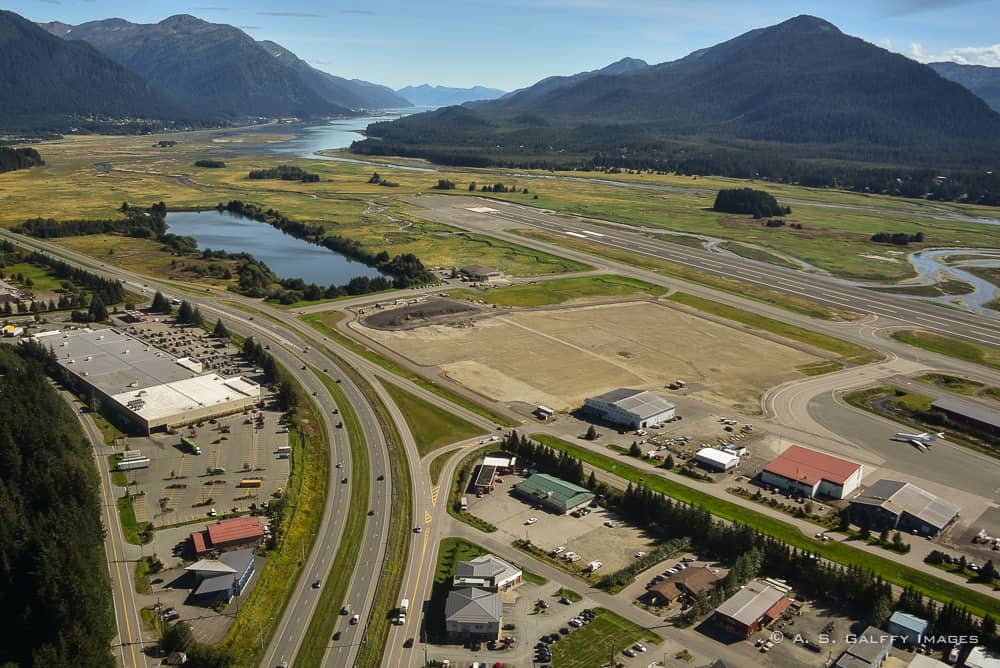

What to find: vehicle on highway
left=336, top=422, right=343, bottom=428
left=368, top=509, right=375, bottom=516
left=336, top=462, right=343, bottom=468
left=332, top=631, right=341, bottom=640
left=403, top=638, right=413, bottom=648
left=350, top=614, right=360, bottom=625
left=376, top=474, right=384, bottom=481
left=414, top=526, right=422, bottom=533
left=312, top=579, right=321, bottom=589
left=342, top=476, right=348, bottom=483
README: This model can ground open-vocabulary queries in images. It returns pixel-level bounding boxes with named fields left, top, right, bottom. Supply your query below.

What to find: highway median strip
left=295, top=368, right=370, bottom=668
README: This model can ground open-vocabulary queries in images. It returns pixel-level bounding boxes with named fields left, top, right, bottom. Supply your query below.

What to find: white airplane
left=894, top=431, right=945, bottom=443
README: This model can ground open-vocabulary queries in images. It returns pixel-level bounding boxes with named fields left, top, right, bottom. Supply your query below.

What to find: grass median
left=381, top=379, right=485, bottom=456
left=531, top=434, right=1000, bottom=619
left=295, top=369, right=370, bottom=667
left=668, top=292, right=882, bottom=366
left=301, top=311, right=516, bottom=427
left=892, top=330, right=1000, bottom=371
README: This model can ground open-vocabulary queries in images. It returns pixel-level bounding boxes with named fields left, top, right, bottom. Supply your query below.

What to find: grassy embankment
left=515, top=227, right=854, bottom=321
left=301, top=310, right=516, bottom=427
left=380, top=379, right=485, bottom=456
left=295, top=369, right=370, bottom=667
left=116, top=495, right=143, bottom=545
left=667, top=292, right=883, bottom=371
left=531, top=433, right=1000, bottom=619
left=221, top=390, right=329, bottom=666
left=916, top=373, right=1000, bottom=401
left=551, top=608, right=661, bottom=668
left=429, top=449, right=460, bottom=486
left=892, top=330, right=1000, bottom=371
left=450, top=274, right=666, bottom=307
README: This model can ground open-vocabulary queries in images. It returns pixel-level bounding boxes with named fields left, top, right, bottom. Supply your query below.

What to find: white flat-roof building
left=584, top=388, right=676, bottom=429
left=695, top=447, right=739, bottom=472
left=49, top=329, right=258, bottom=433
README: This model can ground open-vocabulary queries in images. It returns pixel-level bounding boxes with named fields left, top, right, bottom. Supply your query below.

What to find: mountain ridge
left=396, top=84, right=506, bottom=106
left=929, top=61, right=1000, bottom=112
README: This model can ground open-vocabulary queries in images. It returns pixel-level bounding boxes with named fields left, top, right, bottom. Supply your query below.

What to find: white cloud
left=910, top=42, right=1000, bottom=66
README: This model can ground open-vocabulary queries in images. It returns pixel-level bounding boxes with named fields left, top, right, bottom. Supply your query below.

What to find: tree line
left=0, top=344, right=115, bottom=667
left=0, top=146, right=44, bottom=173
left=713, top=188, right=790, bottom=218
left=498, top=431, right=996, bottom=647
left=248, top=165, right=319, bottom=182
left=871, top=231, right=925, bottom=245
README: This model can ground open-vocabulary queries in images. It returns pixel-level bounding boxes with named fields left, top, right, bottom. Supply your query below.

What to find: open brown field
left=353, top=300, right=820, bottom=413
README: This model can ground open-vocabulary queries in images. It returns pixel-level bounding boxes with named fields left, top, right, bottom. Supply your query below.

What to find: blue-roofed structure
left=887, top=610, right=929, bottom=646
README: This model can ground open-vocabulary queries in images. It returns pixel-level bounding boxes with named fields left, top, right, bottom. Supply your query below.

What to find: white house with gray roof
left=584, top=388, right=676, bottom=429
left=445, top=587, right=502, bottom=640
left=453, top=554, right=522, bottom=591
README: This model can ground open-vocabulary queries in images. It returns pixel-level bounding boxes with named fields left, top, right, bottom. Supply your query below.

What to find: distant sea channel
left=164, top=210, right=384, bottom=286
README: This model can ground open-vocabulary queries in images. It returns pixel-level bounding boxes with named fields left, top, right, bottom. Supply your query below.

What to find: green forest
left=0, top=343, right=115, bottom=667
left=0, top=146, right=43, bottom=173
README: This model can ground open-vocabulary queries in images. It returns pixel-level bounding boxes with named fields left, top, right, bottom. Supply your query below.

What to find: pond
left=165, top=210, right=384, bottom=286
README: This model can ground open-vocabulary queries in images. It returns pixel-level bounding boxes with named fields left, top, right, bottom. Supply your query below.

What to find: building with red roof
left=190, top=517, right=265, bottom=556
left=760, top=445, right=862, bottom=499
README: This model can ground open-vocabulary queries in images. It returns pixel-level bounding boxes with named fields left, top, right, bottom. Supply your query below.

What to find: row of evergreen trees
left=497, top=431, right=996, bottom=647
left=0, top=146, right=43, bottom=173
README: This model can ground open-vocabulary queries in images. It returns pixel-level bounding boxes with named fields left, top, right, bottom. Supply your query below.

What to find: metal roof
left=206, top=517, right=265, bottom=545
left=514, top=473, right=594, bottom=510
left=834, top=626, right=892, bottom=667
left=714, top=580, right=787, bottom=626
left=889, top=610, right=929, bottom=635
left=763, top=445, right=861, bottom=486
left=852, top=479, right=960, bottom=531
left=445, top=587, right=502, bottom=624
left=588, top=388, right=676, bottom=420
left=454, top=554, right=520, bottom=585
left=932, top=397, right=1000, bottom=429
left=695, top=448, right=739, bottom=468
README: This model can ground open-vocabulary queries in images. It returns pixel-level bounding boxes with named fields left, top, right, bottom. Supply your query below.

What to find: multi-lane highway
left=408, top=195, right=1000, bottom=347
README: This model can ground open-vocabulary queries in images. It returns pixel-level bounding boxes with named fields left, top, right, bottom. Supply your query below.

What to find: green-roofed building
left=513, top=473, right=595, bottom=515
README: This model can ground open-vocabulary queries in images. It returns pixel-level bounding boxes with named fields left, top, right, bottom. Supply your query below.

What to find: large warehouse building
left=711, top=579, right=791, bottom=638
left=583, top=388, right=676, bottom=429
left=760, top=445, right=862, bottom=499
left=48, top=329, right=259, bottom=433
left=849, top=479, right=960, bottom=537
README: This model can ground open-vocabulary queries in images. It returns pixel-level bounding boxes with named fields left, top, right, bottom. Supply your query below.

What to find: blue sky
left=9, top=0, right=1000, bottom=90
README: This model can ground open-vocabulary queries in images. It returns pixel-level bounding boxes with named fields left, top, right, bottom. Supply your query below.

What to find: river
left=165, top=210, right=383, bottom=286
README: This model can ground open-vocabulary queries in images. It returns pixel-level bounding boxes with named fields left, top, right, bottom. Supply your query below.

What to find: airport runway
left=409, top=196, right=1000, bottom=348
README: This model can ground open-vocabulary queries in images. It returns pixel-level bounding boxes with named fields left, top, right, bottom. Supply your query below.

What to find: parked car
left=623, top=647, right=637, bottom=657
left=525, top=517, right=538, bottom=525
left=633, top=642, right=647, bottom=653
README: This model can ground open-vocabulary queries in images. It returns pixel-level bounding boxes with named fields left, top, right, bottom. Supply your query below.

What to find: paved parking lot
left=469, top=481, right=658, bottom=576
left=113, top=397, right=289, bottom=528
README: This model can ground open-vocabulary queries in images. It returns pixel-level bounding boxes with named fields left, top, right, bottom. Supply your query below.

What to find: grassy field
left=915, top=373, right=995, bottom=398
left=429, top=449, right=459, bottom=485
left=550, top=608, right=661, bottom=668
left=556, top=587, right=582, bottom=602
left=668, top=292, right=882, bottom=366
left=515, top=228, right=855, bottom=321
left=892, top=330, right=1000, bottom=371
left=295, top=370, right=370, bottom=667
left=531, top=434, right=1000, bottom=618
left=1, top=261, right=69, bottom=292
left=134, top=556, right=152, bottom=595
left=6, top=130, right=999, bottom=284
left=301, top=310, right=516, bottom=426
left=221, top=388, right=329, bottom=666
left=450, top=274, right=666, bottom=307
left=380, top=379, right=485, bottom=456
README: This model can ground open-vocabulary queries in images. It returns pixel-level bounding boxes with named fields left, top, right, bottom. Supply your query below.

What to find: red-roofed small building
left=760, top=445, right=862, bottom=499
left=190, top=517, right=264, bottom=556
